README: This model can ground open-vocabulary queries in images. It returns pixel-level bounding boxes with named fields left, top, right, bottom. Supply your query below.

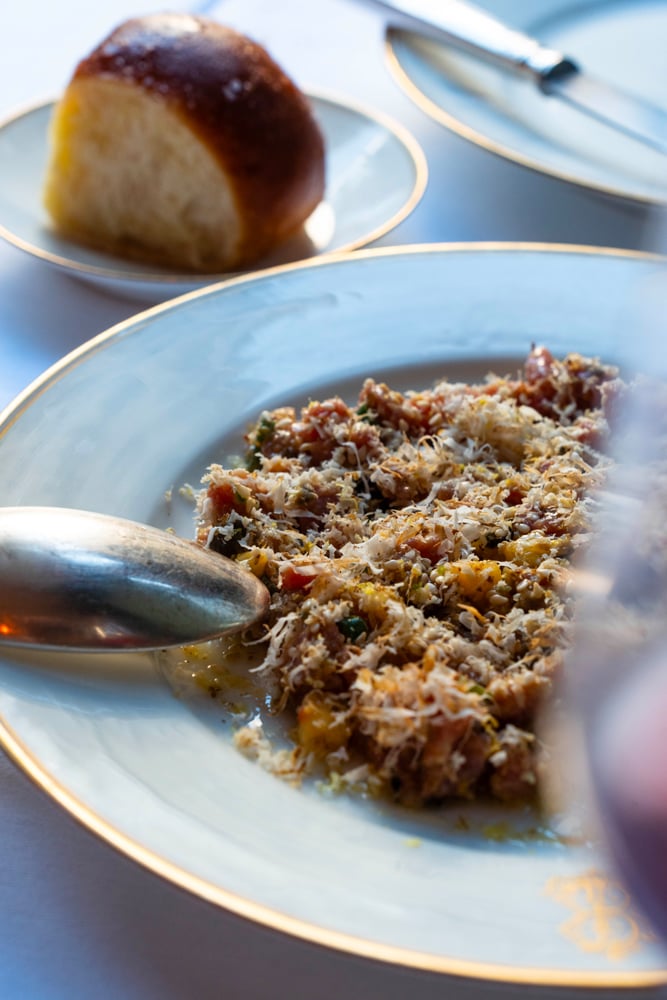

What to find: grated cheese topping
left=195, top=346, right=623, bottom=805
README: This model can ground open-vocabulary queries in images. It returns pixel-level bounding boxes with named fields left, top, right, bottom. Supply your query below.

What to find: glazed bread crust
left=44, top=14, right=326, bottom=271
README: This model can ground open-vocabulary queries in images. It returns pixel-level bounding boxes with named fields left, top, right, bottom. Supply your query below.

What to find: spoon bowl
left=0, top=506, right=269, bottom=651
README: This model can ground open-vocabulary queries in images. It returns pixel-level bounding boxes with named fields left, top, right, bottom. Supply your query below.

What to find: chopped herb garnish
left=356, top=402, right=379, bottom=424
left=246, top=417, right=276, bottom=470
left=260, top=574, right=278, bottom=595
left=254, top=416, right=276, bottom=445
left=337, top=615, right=368, bottom=642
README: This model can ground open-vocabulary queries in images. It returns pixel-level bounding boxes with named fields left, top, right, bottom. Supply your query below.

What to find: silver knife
left=368, top=0, right=667, bottom=156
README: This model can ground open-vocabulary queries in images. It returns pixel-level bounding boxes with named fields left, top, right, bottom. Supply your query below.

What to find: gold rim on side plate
left=1, top=242, right=666, bottom=990
left=0, top=92, right=428, bottom=287
left=384, top=27, right=662, bottom=209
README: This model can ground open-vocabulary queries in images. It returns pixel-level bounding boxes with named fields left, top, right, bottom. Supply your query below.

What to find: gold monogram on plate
left=545, top=870, right=656, bottom=962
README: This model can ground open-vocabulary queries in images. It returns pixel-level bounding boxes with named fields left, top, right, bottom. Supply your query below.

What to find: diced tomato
left=208, top=482, right=247, bottom=517
left=407, top=535, right=443, bottom=564
left=291, top=421, right=321, bottom=443
left=280, top=565, right=318, bottom=591
left=505, top=488, right=524, bottom=506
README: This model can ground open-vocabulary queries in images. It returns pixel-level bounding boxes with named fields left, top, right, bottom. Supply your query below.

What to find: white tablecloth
left=0, top=2, right=662, bottom=997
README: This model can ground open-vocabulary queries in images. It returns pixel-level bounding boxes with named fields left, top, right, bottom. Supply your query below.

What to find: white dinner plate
left=386, top=0, right=667, bottom=206
left=0, top=244, right=666, bottom=994
left=0, top=93, right=426, bottom=303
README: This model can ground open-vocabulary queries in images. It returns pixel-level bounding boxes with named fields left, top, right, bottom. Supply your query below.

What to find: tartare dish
left=195, top=346, right=621, bottom=805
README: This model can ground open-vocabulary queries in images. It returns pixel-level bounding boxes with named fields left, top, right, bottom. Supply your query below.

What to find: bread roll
left=43, top=14, right=325, bottom=272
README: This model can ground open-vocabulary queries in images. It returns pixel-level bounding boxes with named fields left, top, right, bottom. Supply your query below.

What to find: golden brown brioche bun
left=43, top=14, right=326, bottom=272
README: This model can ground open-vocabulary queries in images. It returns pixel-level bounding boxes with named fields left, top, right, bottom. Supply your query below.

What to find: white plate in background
left=387, top=0, right=667, bottom=205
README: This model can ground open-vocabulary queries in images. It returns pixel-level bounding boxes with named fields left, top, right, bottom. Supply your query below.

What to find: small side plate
left=0, top=93, right=426, bottom=302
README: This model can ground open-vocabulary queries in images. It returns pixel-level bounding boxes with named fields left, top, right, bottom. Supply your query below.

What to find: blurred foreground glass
left=552, top=224, right=667, bottom=939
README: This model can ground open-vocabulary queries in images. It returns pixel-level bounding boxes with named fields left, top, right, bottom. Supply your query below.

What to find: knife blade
left=367, top=0, right=667, bottom=156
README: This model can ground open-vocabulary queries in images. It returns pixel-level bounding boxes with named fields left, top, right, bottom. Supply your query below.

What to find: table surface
left=0, top=2, right=664, bottom=998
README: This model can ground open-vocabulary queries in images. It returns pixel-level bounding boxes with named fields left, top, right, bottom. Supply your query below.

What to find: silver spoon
left=0, top=506, right=269, bottom=652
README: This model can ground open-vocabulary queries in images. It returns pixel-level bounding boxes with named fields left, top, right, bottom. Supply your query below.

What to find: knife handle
left=370, top=0, right=577, bottom=89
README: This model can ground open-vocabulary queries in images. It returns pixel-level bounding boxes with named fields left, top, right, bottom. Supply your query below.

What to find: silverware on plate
left=366, top=0, right=667, bottom=155
left=0, top=507, right=269, bottom=652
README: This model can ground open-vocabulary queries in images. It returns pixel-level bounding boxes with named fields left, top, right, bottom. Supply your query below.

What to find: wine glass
left=554, top=236, right=667, bottom=941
